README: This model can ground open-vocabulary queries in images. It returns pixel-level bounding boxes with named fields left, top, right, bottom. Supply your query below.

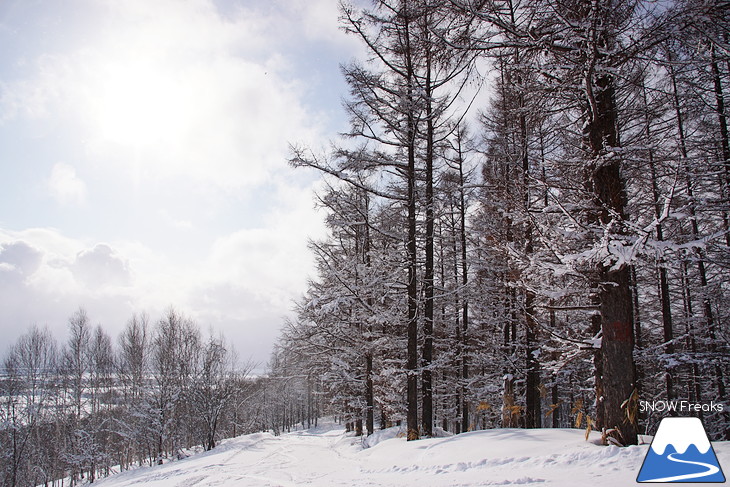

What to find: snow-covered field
left=93, top=421, right=730, bottom=487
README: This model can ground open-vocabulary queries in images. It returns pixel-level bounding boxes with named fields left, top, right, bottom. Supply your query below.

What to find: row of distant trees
left=0, top=308, right=278, bottom=487
left=276, top=0, right=730, bottom=446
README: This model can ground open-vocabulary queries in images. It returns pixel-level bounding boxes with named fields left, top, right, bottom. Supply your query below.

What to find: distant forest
left=2, top=309, right=267, bottom=486
left=3, top=0, right=730, bottom=486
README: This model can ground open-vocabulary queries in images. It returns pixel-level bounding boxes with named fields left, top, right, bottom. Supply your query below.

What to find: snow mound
left=363, top=424, right=406, bottom=448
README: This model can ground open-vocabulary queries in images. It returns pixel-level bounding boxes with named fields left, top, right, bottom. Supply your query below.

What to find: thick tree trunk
left=598, top=264, right=637, bottom=444
left=585, top=71, right=637, bottom=445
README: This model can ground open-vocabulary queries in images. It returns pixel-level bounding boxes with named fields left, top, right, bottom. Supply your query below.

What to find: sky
left=0, top=0, right=363, bottom=368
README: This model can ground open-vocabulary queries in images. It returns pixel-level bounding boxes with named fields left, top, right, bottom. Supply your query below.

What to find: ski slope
left=93, top=421, right=730, bottom=487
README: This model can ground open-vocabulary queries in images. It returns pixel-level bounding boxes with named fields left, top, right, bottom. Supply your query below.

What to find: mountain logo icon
left=637, top=417, right=725, bottom=483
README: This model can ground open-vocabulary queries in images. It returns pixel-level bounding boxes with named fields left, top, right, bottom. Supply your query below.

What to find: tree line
left=276, top=0, right=730, bottom=446
left=0, top=308, right=282, bottom=487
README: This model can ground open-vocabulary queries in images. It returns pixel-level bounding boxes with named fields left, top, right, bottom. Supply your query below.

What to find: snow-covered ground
left=93, top=421, right=730, bottom=486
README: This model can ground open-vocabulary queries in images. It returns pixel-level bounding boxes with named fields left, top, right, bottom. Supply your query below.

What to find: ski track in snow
left=91, top=423, right=729, bottom=487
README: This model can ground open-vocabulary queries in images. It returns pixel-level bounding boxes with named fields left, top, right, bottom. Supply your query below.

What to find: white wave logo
left=637, top=417, right=725, bottom=483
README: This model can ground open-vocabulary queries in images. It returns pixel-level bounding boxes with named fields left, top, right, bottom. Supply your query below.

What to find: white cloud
left=208, top=181, right=325, bottom=282
left=2, top=0, right=336, bottom=193
left=0, top=206, right=324, bottom=364
left=48, top=163, right=87, bottom=205
left=0, top=0, right=354, bottom=364
left=72, top=243, right=132, bottom=289
left=0, top=241, right=43, bottom=277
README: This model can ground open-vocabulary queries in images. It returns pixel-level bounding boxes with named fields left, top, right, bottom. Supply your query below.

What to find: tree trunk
left=551, top=379, right=560, bottom=428
left=502, top=375, right=517, bottom=428
left=457, top=129, right=470, bottom=434
left=421, top=19, right=435, bottom=437
left=365, top=353, right=374, bottom=436
left=405, top=9, right=419, bottom=440
left=711, top=43, right=730, bottom=196
left=520, top=82, right=541, bottom=430
left=598, top=265, right=637, bottom=444
left=681, top=261, right=703, bottom=421
left=364, top=195, right=375, bottom=437
left=630, top=266, right=643, bottom=399
left=585, top=71, right=637, bottom=446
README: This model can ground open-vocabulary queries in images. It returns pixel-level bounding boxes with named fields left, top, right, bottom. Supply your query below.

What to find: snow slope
left=93, top=422, right=730, bottom=487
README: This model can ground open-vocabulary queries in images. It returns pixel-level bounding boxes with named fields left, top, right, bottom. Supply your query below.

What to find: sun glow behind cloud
left=92, top=59, right=188, bottom=148
left=0, top=0, right=354, bottom=364
left=56, top=0, right=329, bottom=190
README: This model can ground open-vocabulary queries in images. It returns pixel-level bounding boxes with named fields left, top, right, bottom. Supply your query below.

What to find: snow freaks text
left=639, top=400, right=725, bottom=413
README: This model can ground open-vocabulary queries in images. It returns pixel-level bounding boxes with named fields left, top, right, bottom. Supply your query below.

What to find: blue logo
left=637, top=417, right=725, bottom=483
